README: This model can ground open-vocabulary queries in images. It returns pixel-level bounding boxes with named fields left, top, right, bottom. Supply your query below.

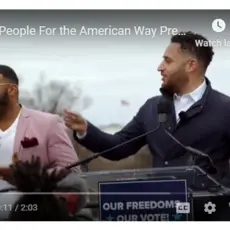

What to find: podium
left=80, top=165, right=230, bottom=221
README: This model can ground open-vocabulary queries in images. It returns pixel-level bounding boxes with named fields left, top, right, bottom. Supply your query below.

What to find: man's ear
left=8, top=84, right=18, bottom=97
left=185, top=59, right=198, bottom=73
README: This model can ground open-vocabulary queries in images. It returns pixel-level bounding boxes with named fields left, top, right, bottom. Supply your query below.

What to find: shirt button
left=164, top=161, right=168, bottom=165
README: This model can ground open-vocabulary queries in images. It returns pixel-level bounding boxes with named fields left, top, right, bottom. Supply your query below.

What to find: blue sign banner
left=98, top=179, right=189, bottom=221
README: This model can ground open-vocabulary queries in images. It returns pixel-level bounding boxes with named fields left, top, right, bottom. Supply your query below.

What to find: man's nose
left=157, top=64, right=164, bottom=72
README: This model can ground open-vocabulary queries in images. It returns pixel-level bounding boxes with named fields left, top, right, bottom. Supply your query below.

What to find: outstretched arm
left=65, top=101, right=150, bottom=161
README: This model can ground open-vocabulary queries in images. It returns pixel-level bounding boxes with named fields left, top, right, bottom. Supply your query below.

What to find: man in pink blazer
left=0, top=65, right=80, bottom=178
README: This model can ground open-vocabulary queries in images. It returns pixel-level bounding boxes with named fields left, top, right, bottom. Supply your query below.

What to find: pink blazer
left=12, top=106, right=80, bottom=172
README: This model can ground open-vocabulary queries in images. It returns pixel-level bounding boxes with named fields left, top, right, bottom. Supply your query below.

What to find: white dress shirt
left=0, top=112, right=21, bottom=167
left=174, top=80, right=207, bottom=122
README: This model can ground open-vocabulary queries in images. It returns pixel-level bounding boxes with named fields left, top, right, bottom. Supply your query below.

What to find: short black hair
left=171, top=31, right=214, bottom=71
left=8, top=156, right=73, bottom=221
left=0, top=65, right=19, bottom=85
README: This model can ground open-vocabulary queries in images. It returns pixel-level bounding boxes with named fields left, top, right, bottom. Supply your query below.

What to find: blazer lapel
left=13, top=106, right=31, bottom=157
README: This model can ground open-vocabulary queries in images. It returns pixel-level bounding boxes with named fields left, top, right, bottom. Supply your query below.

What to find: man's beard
left=161, top=73, right=189, bottom=95
left=0, top=91, right=10, bottom=119
left=161, top=79, right=180, bottom=96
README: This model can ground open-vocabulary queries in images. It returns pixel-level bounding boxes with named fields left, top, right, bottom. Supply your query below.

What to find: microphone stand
left=66, top=124, right=161, bottom=170
left=163, top=128, right=224, bottom=193
left=156, top=98, right=228, bottom=194
left=0, top=188, right=17, bottom=193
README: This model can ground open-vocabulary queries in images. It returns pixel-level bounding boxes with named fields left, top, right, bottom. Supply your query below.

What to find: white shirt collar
left=174, top=79, right=207, bottom=102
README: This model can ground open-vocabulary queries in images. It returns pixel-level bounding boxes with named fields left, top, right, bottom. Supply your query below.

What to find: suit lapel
left=13, top=106, right=31, bottom=156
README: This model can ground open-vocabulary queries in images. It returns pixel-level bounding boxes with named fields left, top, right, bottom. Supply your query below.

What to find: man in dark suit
left=63, top=31, right=230, bottom=180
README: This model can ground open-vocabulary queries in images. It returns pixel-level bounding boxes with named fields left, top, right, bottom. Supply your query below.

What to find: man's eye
left=165, top=58, right=171, bottom=63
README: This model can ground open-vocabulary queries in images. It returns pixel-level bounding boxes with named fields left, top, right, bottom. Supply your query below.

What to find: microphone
left=157, top=99, right=218, bottom=173
left=157, top=98, right=171, bottom=123
left=66, top=115, right=164, bottom=169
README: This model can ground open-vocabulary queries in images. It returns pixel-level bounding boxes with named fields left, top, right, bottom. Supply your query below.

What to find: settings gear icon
left=204, top=202, right=216, bottom=214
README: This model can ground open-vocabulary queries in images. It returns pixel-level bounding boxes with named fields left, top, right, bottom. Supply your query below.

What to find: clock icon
left=212, top=19, right=226, bottom=32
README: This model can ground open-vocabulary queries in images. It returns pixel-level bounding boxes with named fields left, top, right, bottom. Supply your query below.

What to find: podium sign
left=99, top=179, right=189, bottom=221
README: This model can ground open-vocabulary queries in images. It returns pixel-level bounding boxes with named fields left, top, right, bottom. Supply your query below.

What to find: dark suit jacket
left=74, top=78, right=230, bottom=178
